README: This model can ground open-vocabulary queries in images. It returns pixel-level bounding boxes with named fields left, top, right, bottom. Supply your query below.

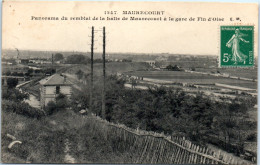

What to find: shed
left=39, top=74, right=72, bottom=108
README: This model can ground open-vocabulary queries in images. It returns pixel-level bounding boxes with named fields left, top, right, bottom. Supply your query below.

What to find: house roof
left=39, top=74, right=72, bottom=86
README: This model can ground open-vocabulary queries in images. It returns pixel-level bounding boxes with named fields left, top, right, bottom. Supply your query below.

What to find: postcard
left=1, top=1, right=258, bottom=164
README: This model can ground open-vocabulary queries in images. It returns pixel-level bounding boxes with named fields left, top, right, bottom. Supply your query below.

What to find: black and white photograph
left=1, top=1, right=258, bottom=164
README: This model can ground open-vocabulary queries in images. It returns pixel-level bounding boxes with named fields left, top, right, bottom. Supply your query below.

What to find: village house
left=39, top=74, right=72, bottom=108
left=145, top=60, right=156, bottom=67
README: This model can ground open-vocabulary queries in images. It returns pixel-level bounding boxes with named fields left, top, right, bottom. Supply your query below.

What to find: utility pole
left=15, top=48, right=19, bottom=60
left=51, top=54, right=54, bottom=75
left=101, top=27, right=106, bottom=119
left=90, top=26, right=94, bottom=113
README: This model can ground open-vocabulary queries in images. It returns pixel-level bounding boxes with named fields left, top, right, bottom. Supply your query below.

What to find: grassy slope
left=1, top=110, right=130, bottom=163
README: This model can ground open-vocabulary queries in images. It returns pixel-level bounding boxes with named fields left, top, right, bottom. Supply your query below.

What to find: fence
left=84, top=114, right=253, bottom=165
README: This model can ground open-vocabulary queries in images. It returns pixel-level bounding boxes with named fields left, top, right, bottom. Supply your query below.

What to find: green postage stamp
left=220, top=26, right=254, bottom=67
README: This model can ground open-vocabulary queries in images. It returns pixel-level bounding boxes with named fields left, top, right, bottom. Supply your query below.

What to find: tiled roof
left=39, top=74, right=72, bottom=86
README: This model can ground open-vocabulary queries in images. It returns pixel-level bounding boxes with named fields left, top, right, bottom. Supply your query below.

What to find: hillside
left=1, top=110, right=130, bottom=163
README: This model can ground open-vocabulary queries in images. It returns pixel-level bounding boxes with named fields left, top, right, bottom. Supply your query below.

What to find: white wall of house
left=45, top=86, right=56, bottom=94
left=44, top=86, right=71, bottom=95
left=60, top=86, right=71, bottom=95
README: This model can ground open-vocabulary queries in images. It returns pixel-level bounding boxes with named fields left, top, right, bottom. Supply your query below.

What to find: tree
left=122, top=59, right=132, bottom=62
left=5, top=71, right=11, bottom=76
left=76, top=70, right=84, bottom=80
left=7, top=78, right=18, bottom=88
left=44, top=68, right=56, bottom=75
left=211, top=96, right=256, bottom=154
left=178, top=93, right=216, bottom=141
left=166, top=65, right=181, bottom=71
left=65, top=54, right=90, bottom=64
left=166, top=65, right=174, bottom=70
left=26, top=69, right=34, bottom=77
left=54, top=53, right=64, bottom=61
left=17, top=72, right=24, bottom=77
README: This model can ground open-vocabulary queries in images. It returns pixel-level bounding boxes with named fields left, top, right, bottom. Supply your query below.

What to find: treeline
left=71, top=75, right=256, bottom=155
left=65, top=54, right=110, bottom=64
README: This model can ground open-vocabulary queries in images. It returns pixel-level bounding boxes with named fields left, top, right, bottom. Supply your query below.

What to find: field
left=64, top=62, right=151, bottom=75
left=125, top=71, right=257, bottom=89
left=61, top=62, right=257, bottom=90
left=195, top=68, right=257, bottom=80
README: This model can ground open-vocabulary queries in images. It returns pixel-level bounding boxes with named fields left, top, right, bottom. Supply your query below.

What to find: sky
left=2, top=1, right=258, bottom=55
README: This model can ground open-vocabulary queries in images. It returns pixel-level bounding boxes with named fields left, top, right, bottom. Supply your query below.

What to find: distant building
left=145, top=61, right=156, bottom=66
left=1, top=61, right=13, bottom=65
left=55, top=61, right=61, bottom=64
left=39, top=74, right=72, bottom=108
left=29, top=59, right=52, bottom=64
left=15, top=59, right=21, bottom=64
left=160, top=65, right=167, bottom=70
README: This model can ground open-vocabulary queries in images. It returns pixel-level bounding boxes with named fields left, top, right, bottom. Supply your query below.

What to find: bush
left=45, top=93, right=69, bottom=115
left=2, top=88, right=29, bottom=102
left=1, top=110, right=66, bottom=163
left=246, top=133, right=257, bottom=141
left=45, top=101, right=57, bottom=115
left=73, top=75, right=255, bottom=154
left=56, top=93, right=69, bottom=108
left=7, top=78, right=18, bottom=88
left=2, top=100, right=45, bottom=119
